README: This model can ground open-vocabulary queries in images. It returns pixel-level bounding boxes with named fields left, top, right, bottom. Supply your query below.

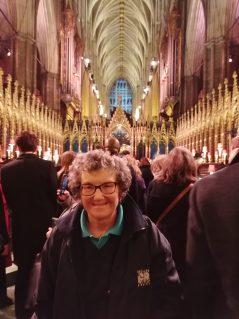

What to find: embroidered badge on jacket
left=137, top=269, right=150, bottom=287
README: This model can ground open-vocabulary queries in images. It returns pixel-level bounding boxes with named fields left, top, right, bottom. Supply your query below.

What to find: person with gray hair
left=35, top=149, right=181, bottom=319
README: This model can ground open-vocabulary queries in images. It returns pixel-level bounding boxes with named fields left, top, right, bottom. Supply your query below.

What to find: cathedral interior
left=1, top=1, right=239, bottom=318
left=0, top=0, right=239, bottom=162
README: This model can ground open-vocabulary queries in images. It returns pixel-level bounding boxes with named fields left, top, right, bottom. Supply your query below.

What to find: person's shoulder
left=147, top=179, right=165, bottom=193
left=197, top=163, right=239, bottom=186
left=191, top=164, right=238, bottom=200
left=36, top=158, right=55, bottom=168
left=0, top=159, right=18, bottom=172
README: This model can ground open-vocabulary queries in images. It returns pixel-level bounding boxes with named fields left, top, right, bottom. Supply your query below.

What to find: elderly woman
left=35, top=150, right=181, bottom=319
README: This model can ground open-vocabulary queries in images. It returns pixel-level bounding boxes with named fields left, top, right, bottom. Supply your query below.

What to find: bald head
left=106, top=137, right=120, bottom=155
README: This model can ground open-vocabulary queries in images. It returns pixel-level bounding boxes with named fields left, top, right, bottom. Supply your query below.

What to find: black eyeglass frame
left=80, top=182, right=118, bottom=196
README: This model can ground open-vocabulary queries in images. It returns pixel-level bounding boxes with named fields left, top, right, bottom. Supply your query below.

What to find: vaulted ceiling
left=83, top=0, right=156, bottom=97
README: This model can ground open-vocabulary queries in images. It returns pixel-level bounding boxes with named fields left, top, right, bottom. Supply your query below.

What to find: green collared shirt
left=80, top=205, right=123, bottom=249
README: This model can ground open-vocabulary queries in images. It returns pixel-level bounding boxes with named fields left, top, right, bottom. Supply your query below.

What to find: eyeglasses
left=80, top=182, right=117, bottom=196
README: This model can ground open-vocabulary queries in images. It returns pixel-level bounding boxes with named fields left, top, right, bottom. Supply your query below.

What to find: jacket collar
left=18, top=153, right=38, bottom=159
left=57, top=195, right=149, bottom=240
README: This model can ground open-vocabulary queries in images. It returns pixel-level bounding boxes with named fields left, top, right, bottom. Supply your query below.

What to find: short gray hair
left=68, top=149, right=132, bottom=200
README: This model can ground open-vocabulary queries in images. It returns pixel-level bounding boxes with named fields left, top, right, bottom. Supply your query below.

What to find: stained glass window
left=109, top=79, right=132, bottom=115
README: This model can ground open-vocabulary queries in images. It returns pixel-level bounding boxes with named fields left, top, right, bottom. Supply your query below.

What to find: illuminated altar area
left=1, top=63, right=239, bottom=162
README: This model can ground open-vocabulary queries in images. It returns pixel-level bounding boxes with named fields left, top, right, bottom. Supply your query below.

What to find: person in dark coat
left=139, top=157, right=154, bottom=189
left=186, top=162, right=239, bottom=319
left=35, top=150, right=181, bottom=319
left=146, top=147, right=197, bottom=283
left=0, top=131, right=57, bottom=319
left=123, top=154, right=146, bottom=213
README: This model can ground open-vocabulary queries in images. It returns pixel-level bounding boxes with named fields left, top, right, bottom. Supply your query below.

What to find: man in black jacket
left=1, top=131, right=57, bottom=319
left=187, top=162, right=239, bottom=318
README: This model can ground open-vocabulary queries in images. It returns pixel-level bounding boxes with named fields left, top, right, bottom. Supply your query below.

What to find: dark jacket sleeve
left=186, top=184, right=216, bottom=319
left=147, top=218, right=182, bottom=319
left=35, top=227, right=63, bottom=319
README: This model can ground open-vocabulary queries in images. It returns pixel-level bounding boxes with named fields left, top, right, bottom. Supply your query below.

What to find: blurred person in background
left=150, top=154, right=167, bottom=179
left=56, top=151, right=76, bottom=213
left=146, top=147, right=197, bottom=283
left=139, top=157, right=154, bottom=189
left=0, top=131, right=57, bottom=319
left=123, top=154, right=146, bottom=213
left=146, top=147, right=197, bottom=318
left=57, top=151, right=76, bottom=187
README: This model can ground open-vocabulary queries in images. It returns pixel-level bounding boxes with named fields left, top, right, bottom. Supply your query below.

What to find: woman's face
left=80, top=168, right=121, bottom=224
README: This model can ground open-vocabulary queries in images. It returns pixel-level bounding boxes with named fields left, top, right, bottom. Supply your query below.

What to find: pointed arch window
left=109, top=79, right=133, bottom=115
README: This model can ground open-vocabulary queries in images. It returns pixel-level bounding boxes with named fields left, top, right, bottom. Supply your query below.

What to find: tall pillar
left=204, top=38, right=227, bottom=93
left=41, top=71, right=60, bottom=110
left=183, top=75, right=202, bottom=111
left=61, top=6, right=75, bottom=97
left=13, top=33, right=37, bottom=92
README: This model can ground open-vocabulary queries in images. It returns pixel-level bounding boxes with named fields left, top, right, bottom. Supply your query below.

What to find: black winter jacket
left=36, top=196, right=181, bottom=319
left=187, top=163, right=239, bottom=318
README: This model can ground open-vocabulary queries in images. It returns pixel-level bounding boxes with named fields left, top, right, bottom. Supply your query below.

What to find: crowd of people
left=0, top=131, right=239, bottom=319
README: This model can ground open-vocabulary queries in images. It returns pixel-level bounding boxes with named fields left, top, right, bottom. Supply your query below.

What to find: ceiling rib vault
left=88, top=0, right=154, bottom=98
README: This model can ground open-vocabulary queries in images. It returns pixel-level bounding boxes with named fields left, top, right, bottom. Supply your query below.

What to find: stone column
left=41, top=71, right=60, bottom=110
left=13, top=33, right=37, bottom=92
left=204, top=38, right=227, bottom=93
left=183, top=75, right=202, bottom=112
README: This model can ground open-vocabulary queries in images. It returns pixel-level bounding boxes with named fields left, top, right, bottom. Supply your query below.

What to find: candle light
left=217, top=143, right=223, bottom=158
left=44, top=147, right=52, bottom=161
left=222, top=149, right=227, bottom=163
left=53, top=150, right=59, bottom=165
left=215, top=150, right=219, bottom=163
left=9, top=139, right=15, bottom=153
left=208, top=152, right=211, bottom=162
left=202, top=146, right=207, bottom=162
left=43, top=151, right=49, bottom=160
left=37, top=145, right=42, bottom=158
left=6, top=149, right=11, bottom=159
